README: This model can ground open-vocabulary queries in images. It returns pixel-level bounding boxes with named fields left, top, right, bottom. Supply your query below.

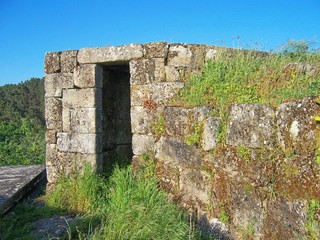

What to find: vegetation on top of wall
left=172, top=40, right=320, bottom=113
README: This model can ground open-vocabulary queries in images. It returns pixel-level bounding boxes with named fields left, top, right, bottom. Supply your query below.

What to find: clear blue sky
left=0, top=0, right=319, bottom=86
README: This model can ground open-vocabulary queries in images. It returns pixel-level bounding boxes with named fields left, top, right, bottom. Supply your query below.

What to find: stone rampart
left=44, top=42, right=320, bottom=239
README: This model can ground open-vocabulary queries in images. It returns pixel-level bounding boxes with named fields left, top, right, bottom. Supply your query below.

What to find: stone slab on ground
left=0, top=165, right=46, bottom=215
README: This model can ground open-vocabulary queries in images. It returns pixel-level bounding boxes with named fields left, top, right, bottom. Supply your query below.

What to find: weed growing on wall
left=306, top=199, right=320, bottom=239
left=172, top=42, right=320, bottom=112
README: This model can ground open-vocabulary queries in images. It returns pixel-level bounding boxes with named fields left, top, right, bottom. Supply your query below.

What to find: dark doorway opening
left=102, top=64, right=132, bottom=172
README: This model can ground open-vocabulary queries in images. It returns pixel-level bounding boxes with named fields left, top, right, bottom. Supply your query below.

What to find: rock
left=45, top=73, right=74, bottom=97
left=44, top=52, right=61, bottom=74
left=60, top=50, right=78, bottom=73
left=165, top=66, right=180, bottom=82
left=276, top=97, right=319, bottom=153
left=32, top=216, right=78, bottom=240
left=77, top=43, right=144, bottom=64
left=226, top=104, right=276, bottom=148
left=130, top=58, right=165, bottom=85
left=62, top=88, right=102, bottom=108
left=205, top=48, right=218, bottom=61
left=201, top=117, right=221, bottom=151
left=74, top=64, right=103, bottom=88
left=45, top=98, right=62, bottom=130
left=164, top=106, right=211, bottom=137
left=132, top=134, right=155, bottom=155
left=155, top=136, right=202, bottom=168
left=130, top=82, right=184, bottom=106
left=167, top=44, right=193, bottom=67
left=45, top=130, right=57, bottom=144
left=57, top=132, right=102, bottom=154
left=62, top=107, right=102, bottom=133
left=143, top=42, right=169, bottom=58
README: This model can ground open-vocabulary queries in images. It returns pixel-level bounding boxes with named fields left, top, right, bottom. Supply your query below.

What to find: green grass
left=172, top=43, right=320, bottom=113
left=0, top=163, right=214, bottom=240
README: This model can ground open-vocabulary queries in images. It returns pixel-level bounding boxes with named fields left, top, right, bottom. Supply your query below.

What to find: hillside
left=0, top=78, right=45, bottom=126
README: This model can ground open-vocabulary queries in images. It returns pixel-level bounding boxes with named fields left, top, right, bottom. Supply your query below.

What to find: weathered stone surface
left=131, top=106, right=163, bottom=134
left=165, top=66, right=180, bottom=82
left=179, top=169, right=211, bottom=205
left=46, top=143, right=103, bottom=183
left=201, top=117, right=221, bottom=151
left=164, top=106, right=211, bottom=137
left=131, top=82, right=184, bottom=106
left=74, top=64, right=103, bottom=88
left=0, top=165, right=45, bottom=215
left=45, top=98, right=62, bottom=130
left=132, top=134, right=155, bottom=155
left=276, top=97, right=319, bottom=153
left=57, top=133, right=102, bottom=154
left=205, top=48, right=218, bottom=61
left=226, top=104, right=276, bottom=148
left=45, top=73, right=73, bottom=97
left=63, top=88, right=102, bottom=108
left=63, top=107, right=102, bottom=133
left=167, top=44, right=193, bottom=67
left=77, top=43, right=144, bottom=64
left=262, top=200, right=308, bottom=239
left=143, top=42, right=169, bottom=58
left=60, top=50, right=78, bottom=73
left=130, top=58, right=165, bottom=85
left=155, top=136, right=202, bottom=168
left=44, top=52, right=61, bottom=74
left=45, top=130, right=57, bottom=144
left=188, top=44, right=208, bottom=69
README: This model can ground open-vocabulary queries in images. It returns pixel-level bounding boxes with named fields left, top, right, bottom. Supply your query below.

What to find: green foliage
left=45, top=165, right=106, bottom=214
left=306, top=199, right=320, bottom=239
left=91, top=165, right=192, bottom=240
left=219, top=208, right=230, bottom=223
left=151, top=114, right=166, bottom=136
left=237, top=145, right=251, bottom=163
left=172, top=41, right=320, bottom=115
left=185, top=122, right=201, bottom=146
left=0, top=118, right=45, bottom=166
left=0, top=78, right=44, bottom=125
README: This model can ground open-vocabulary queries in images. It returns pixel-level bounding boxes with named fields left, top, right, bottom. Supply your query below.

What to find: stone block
left=45, top=98, right=62, bottom=130
left=132, top=134, right=155, bottom=155
left=179, top=169, right=211, bottom=205
left=44, top=52, right=61, bottom=74
left=77, top=43, right=144, bottom=64
left=205, top=48, right=218, bottom=61
left=164, top=106, right=211, bottom=137
left=188, top=44, right=208, bottom=70
left=74, top=64, right=103, bottom=88
left=63, top=107, right=102, bottom=133
left=167, top=44, right=192, bottom=67
left=45, top=73, right=73, bottom=97
left=143, top=42, right=169, bottom=58
left=155, top=136, right=202, bottom=168
left=45, top=130, right=57, bottom=144
left=131, top=106, right=163, bottom=134
left=130, top=58, right=165, bottom=85
left=57, top=133, right=102, bottom=154
left=60, top=50, right=78, bottom=73
left=201, top=117, right=221, bottom=151
left=226, top=104, right=276, bottom=148
left=276, top=97, right=319, bottom=153
left=165, top=66, right=180, bottom=82
left=62, top=88, right=102, bottom=108
left=130, top=82, right=184, bottom=106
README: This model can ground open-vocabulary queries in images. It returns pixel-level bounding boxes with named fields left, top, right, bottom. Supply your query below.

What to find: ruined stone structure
left=44, top=42, right=320, bottom=239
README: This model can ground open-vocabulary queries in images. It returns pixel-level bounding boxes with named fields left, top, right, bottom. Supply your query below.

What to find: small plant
left=185, top=122, right=201, bottom=146
left=237, top=145, right=251, bottom=163
left=151, top=114, right=166, bottom=136
left=306, top=199, right=320, bottom=239
left=219, top=207, right=230, bottom=224
left=240, top=217, right=257, bottom=239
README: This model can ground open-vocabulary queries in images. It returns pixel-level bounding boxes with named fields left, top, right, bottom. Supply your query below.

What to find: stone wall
left=44, top=42, right=320, bottom=239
